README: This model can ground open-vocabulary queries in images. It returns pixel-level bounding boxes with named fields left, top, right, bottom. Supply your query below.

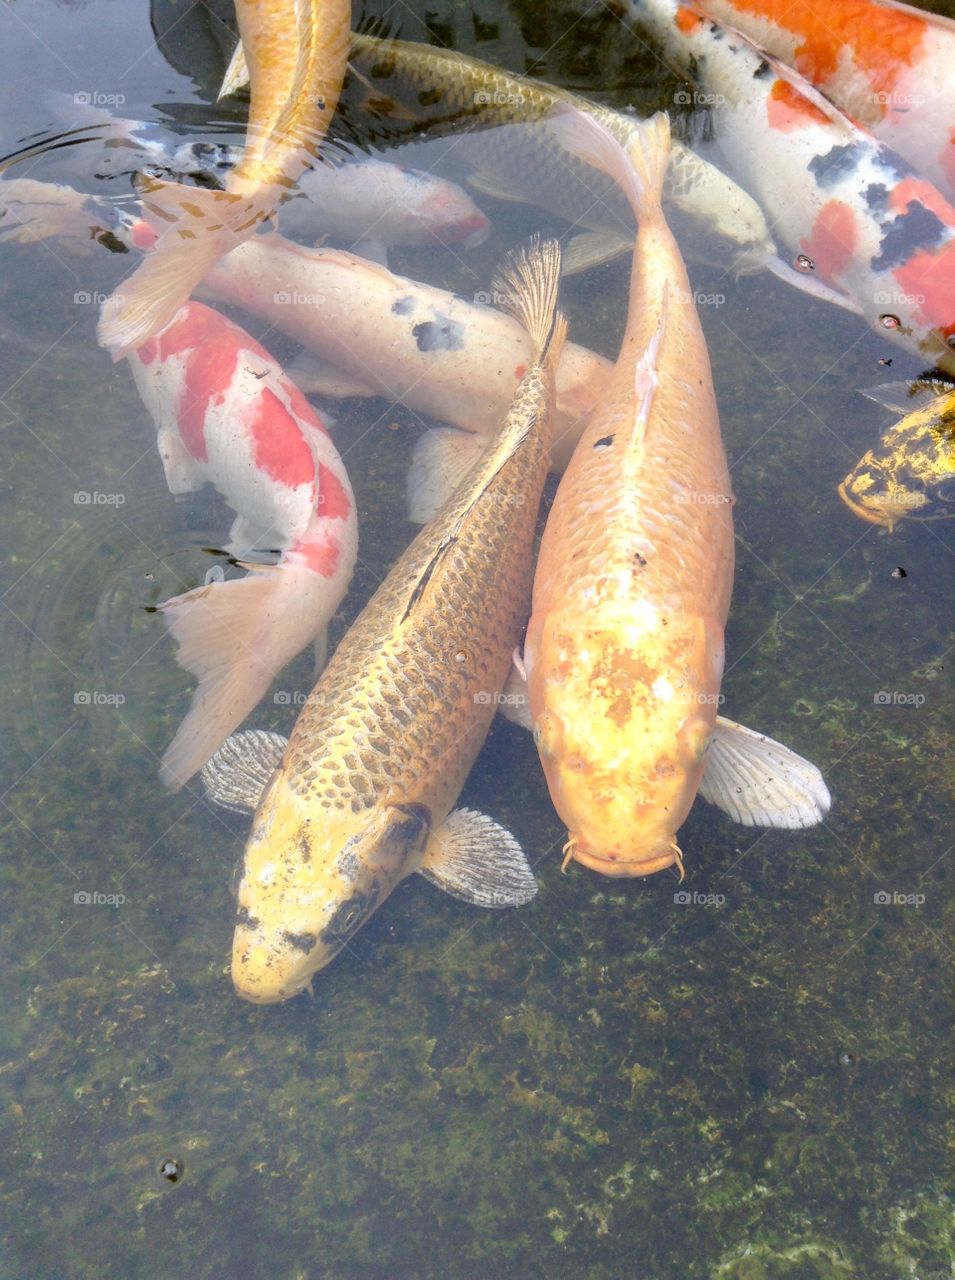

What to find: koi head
left=528, top=610, right=723, bottom=878
left=232, top=774, right=430, bottom=1002
left=838, top=391, right=955, bottom=528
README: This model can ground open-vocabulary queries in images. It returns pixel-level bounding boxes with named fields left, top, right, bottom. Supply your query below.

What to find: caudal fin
left=158, top=564, right=344, bottom=789
left=547, top=107, right=670, bottom=226
left=491, top=235, right=567, bottom=370
left=97, top=174, right=274, bottom=359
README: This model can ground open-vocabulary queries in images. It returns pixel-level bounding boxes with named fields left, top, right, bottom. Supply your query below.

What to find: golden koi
left=97, top=0, right=350, bottom=359
left=203, top=239, right=566, bottom=1001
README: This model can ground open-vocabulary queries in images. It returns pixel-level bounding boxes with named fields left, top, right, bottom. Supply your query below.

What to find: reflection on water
left=0, top=2, right=952, bottom=1277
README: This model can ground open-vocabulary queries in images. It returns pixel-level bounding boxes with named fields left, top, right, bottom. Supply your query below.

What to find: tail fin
left=158, top=564, right=343, bottom=789
left=491, top=236, right=567, bottom=370
left=96, top=174, right=274, bottom=359
left=547, top=107, right=670, bottom=224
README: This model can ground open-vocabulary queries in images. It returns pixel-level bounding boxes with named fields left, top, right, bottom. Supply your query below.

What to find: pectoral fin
left=562, top=230, right=633, bottom=276
left=496, top=655, right=533, bottom=730
left=406, top=426, right=490, bottom=523
left=418, top=808, right=537, bottom=907
left=859, top=379, right=948, bottom=415
left=698, top=716, right=831, bottom=828
left=465, top=170, right=536, bottom=205
left=200, top=729, right=288, bottom=813
left=286, top=353, right=376, bottom=400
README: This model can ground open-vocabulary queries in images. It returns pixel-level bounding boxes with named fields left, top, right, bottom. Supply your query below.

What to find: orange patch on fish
left=767, top=78, right=832, bottom=131
left=316, top=462, right=352, bottom=520
left=247, top=387, right=316, bottom=488
left=514, top=364, right=528, bottom=379
left=289, top=534, right=342, bottom=577
left=888, top=177, right=955, bottom=230
left=801, top=199, right=857, bottom=283
left=893, top=244, right=955, bottom=334
left=716, top=0, right=925, bottom=100
left=675, top=6, right=704, bottom=35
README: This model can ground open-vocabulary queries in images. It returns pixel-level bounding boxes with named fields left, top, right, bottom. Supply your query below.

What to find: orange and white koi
left=97, top=0, right=350, bottom=359
left=616, top=0, right=955, bottom=375
left=690, top=0, right=955, bottom=200
left=129, top=302, right=357, bottom=789
left=523, top=110, right=829, bottom=878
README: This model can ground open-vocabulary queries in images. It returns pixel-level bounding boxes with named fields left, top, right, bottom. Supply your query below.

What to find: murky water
left=1, top=2, right=952, bottom=1278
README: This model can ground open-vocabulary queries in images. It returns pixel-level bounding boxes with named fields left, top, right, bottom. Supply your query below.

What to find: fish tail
left=96, top=174, right=274, bottom=360
left=158, top=564, right=341, bottom=789
left=491, top=235, right=567, bottom=368
left=546, top=106, right=670, bottom=225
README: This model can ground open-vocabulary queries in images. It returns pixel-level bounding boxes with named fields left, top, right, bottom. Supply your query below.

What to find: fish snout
left=568, top=837, right=681, bottom=879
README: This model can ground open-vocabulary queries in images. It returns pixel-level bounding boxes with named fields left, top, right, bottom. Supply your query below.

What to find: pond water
left=0, top=2, right=952, bottom=1278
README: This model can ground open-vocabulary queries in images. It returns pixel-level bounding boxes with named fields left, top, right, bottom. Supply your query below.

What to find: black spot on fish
left=392, top=294, right=416, bottom=316
left=709, top=23, right=723, bottom=39
left=281, top=929, right=317, bottom=954
left=634, top=552, right=647, bottom=567
left=753, top=58, right=770, bottom=78
left=417, top=88, right=442, bottom=107
left=594, top=435, right=615, bottom=449
left=235, top=906, right=260, bottom=930
left=412, top=314, right=465, bottom=352
left=298, top=833, right=311, bottom=863
left=319, top=886, right=381, bottom=944
left=864, top=182, right=889, bottom=211
left=871, top=202, right=948, bottom=272
left=388, top=803, right=431, bottom=848
left=808, top=143, right=864, bottom=188
left=92, top=228, right=129, bottom=254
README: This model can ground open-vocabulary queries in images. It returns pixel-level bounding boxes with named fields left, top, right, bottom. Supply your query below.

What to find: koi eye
left=880, top=314, right=900, bottom=330
left=795, top=254, right=814, bottom=272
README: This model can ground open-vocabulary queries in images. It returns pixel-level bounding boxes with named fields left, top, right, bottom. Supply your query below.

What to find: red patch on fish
left=801, top=200, right=857, bottom=283
left=715, top=0, right=925, bottom=100
left=514, top=364, right=528, bottom=379
left=290, top=534, right=341, bottom=578
left=316, top=463, right=351, bottom=520
left=893, top=243, right=955, bottom=334
left=283, top=379, right=330, bottom=437
left=675, top=6, right=703, bottom=34
left=165, top=309, right=246, bottom=463
left=248, top=388, right=316, bottom=489
left=888, top=178, right=955, bottom=230
left=767, top=78, right=832, bottom=131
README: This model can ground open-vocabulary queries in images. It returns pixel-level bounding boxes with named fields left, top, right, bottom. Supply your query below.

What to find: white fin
left=159, top=566, right=346, bottom=789
left=219, top=40, right=250, bottom=100
left=406, top=427, right=490, bottom=524
left=546, top=109, right=670, bottom=224
left=763, top=255, right=864, bottom=315
left=418, top=808, right=537, bottom=907
left=286, top=353, right=376, bottom=399
left=562, top=229, right=633, bottom=276
left=698, top=716, right=831, bottom=828
left=859, top=379, right=951, bottom=415
left=497, top=657, right=532, bottom=730
left=200, top=729, right=288, bottom=812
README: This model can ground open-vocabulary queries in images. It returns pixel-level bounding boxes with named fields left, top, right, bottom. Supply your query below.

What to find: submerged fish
left=693, top=0, right=955, bottom=199
left=524, top=110, right=829, bottom=878
left=0, top=176, right=137, bottom=253
left=839, top=379, right=955, bottom=528
left=98, top=0, right=350, bottom=358
left=202, top=239, right=565, bottom=1002
left=129, top=302, right=357, bottom=788
left=617, top=0, right=955, bottom=374
left=222, top=29, right=780, bottom=280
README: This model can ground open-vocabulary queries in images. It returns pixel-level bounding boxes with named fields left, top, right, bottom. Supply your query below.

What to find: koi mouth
left=836, top=478, right=896, bottom=528
left=562, top=836, right=684, bottom=880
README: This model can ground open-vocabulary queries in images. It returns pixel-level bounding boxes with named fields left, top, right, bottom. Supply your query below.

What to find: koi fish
left=524, top=110, right=829, bottom=878
left=128, top=301, right=357, bottom=788
left=0, top=176, right=137, bottom=253
left=201, top=239, right=565, bottom=1001
left=689, top=0, right=955, bottom=199
left=839, top=379, right=955, bottom=528
left=198, top=232, right=612, bottom=518
left=616, top=0, right=955, bottom=375
left=97, top=0, right=350, bottom=359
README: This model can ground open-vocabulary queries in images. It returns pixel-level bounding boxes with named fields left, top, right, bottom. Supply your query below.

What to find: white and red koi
left=617, top=0, right=955, bottom=374
left=128, top=302, right=357, bottom=789
left=691, top=0, right=955, bottom=200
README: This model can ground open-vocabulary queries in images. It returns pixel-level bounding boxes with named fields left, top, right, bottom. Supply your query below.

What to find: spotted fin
left=698, top=716, right=831, bottom=828
left=406, top=426, right=490, bottom=524
left=200, top=728, right=288, bottom=813
left=419, top=808, right=537, bottom=906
